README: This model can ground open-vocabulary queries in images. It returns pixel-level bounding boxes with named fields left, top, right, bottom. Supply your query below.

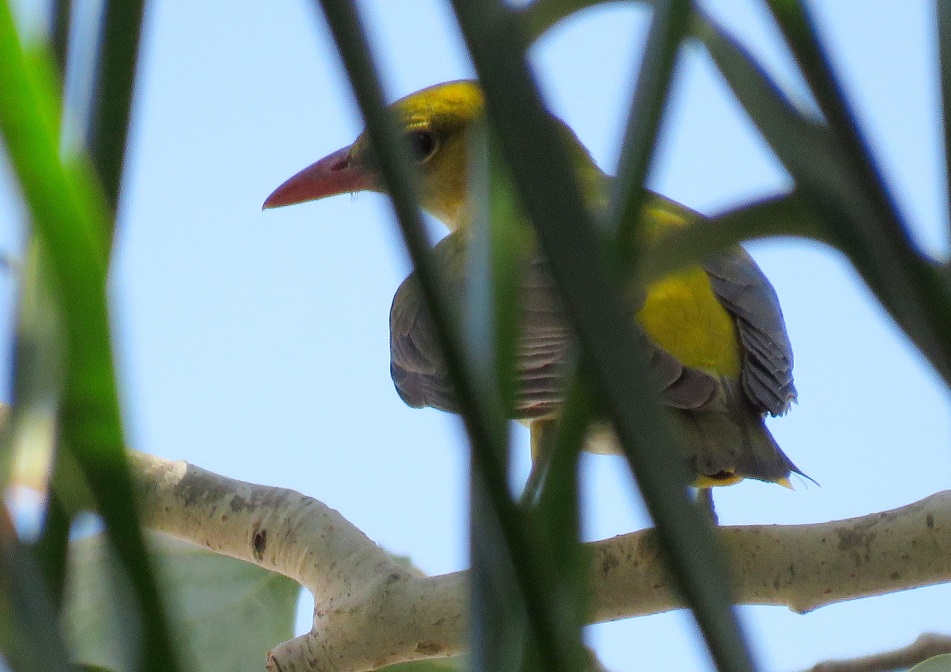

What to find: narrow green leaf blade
left=0, top=9, right=184, bottom=672
left=938, top=0, right=951, bottom=243
left=637, top=192, right=823, bottom=285
left=309, top=5, right=575, bottom=672
left=86, top=0, right=145, bottom=216
left=447, top=4, right=755, bottom=672
left=696, top=11, right=951, bottom=386
left=466, top=122, right=532, bottom=672
left=610, top=0, right=690, bottom=267
left=518, top=0, right=658, bottom=43
left=0, top=509, right=73, bottom=672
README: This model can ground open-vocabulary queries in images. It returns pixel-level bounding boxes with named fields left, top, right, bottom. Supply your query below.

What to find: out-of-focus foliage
left=65, top=533, right=301, bottom=672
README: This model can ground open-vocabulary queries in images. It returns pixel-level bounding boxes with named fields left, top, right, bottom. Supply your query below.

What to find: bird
left=263, top=80, right=805, bottom=489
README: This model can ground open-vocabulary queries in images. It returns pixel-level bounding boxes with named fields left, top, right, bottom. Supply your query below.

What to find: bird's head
left=264, top=80, right=485, bottom=230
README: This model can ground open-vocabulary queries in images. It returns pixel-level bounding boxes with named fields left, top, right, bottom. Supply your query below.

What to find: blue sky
left=3, top=1, right=950, bottom=671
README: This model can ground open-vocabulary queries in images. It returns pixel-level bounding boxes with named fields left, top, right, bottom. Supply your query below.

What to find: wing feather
left=389, top=231, right=721, bottom=417
left=703, top=249, right=797, bottom=416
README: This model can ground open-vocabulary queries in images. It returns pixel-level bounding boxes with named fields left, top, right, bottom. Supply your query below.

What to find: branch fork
left=131, top=452, right=951, bottom=672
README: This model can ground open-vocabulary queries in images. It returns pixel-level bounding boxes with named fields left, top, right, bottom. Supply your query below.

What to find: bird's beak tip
left=261, top=193, right=283, bottom=210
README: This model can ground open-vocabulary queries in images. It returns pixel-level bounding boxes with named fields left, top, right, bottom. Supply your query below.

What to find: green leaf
left=86, top=0, right=145, bottom=215
left=518, top=0, right=658, bottom=43
left=2, top=242, right=63, bottom=491
left=65, top=532, right=301, bottom=672
left=936, top=0, right=951, bottom=243
left=610, top=0, right=690, bottom=268
left=528, top=380, right=589, bottom=672
left=311, top=5, right=579, bottom=672
left=447, top=4, right=755, bottom=672
left=910, top=654, right=951, bottom=672
left=637, top=192, right=823, bottom=285
left=381, top=657, right=466, bottom=672
left=4, top=241, right=75, bottom=609
left=466, top=124, right=537, bottom=672
left=695, top=10, right=951, bottom=387
left=48, top=0, right=70, bottom=69
left=763, top=0, right=902, bottom=235
left=0, top=510, right=73, bottom=672
left=0, top=7, right=184, bottom=671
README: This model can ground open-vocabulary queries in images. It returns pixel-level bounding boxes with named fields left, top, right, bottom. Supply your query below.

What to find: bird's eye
left=406, top=129, right=437, bottom=163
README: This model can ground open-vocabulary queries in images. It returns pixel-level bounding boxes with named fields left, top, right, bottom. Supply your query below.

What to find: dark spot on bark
left=172, top=473, right=259, bottom=514
left=926, top=513, right=935, bottom=529
left=890, top=571, right=901, bottom=581
left=640, top=530, right=660, bottom=555
left=601, top=553, right=619, bottom=576
left=253, top=527, right=267, bottom=560
left=416, top=640, right=443, bottom=655
left=230, top=496, right=256, bottom=513
left=836, top=528, right=876, bottom=556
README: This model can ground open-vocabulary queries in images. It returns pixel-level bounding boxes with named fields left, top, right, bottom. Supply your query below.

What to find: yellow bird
left=264, top=80, right=804, bottom=489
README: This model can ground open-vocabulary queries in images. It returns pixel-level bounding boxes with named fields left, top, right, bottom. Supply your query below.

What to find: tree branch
left=130, top=452, right=951, bottom=672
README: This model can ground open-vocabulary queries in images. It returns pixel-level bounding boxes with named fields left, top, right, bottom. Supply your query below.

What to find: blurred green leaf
left=3, top=241, right=73, bottom=609
left=48, top=0, right=70, bottom=77
left=447, top=4, right=754, bottom=672
left=936, top=0, right=951, bottom=242
left=518, top=0, right=657, bottom=43
left=0, top=508, right=73, bottom=672
left=382, top=657, right=466, bottom=672
left=909, top=654, right=951, bottom=672
left=0, top=6, right=184, bottom=671
left=519, top=0, right=605, bottom=42
left=695, top=11, right=951, bottom=386
left=467, top=126, right=532, bottom=415
left=65, top=532, right=301, bottom=672
left=2, top=242, right=63, bottom=490
left=529, top=382, right=588, bottom=672
left=466, top=122, right=533, bottom=672
left=311, top=5, right=584, bottom=672
left=763, top=0, right=903, bottom=235
left=610, top=0, right=690, bottom=267
left=86, top=0, right=145, bottom=217
left=638, top=192, right=823, bottom=285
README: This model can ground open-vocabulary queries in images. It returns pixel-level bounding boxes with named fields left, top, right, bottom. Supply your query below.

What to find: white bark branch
left=130, top=452, right=951, bottom=672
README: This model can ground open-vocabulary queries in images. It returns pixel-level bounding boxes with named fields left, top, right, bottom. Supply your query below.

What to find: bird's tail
left=668, top=376, right=807, bottom=488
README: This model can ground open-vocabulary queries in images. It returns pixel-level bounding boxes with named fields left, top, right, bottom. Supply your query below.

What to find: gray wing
left=390, top=232, right=719, bottom=417
left=390, top=232, right=573, bottom=417
left=703, top=249, right=797, bottom=416
left=389, top=233, right=466, bottom=413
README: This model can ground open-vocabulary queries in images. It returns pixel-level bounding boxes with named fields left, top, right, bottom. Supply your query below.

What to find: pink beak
left=263, top=145, right=376, bottom=209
